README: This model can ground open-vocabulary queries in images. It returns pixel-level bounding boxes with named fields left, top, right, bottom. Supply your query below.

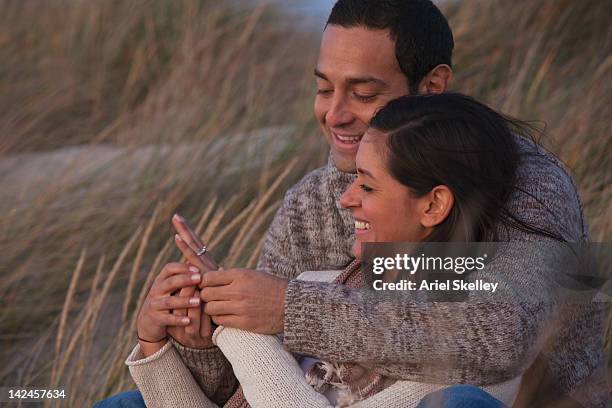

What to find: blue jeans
left=95, top=385, right=506, bottom=407
left=416, top=385, right=506, bottom=408
left=93, top=390, right=145, bottom=408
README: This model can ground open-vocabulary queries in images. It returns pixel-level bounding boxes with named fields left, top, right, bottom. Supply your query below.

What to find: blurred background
left=0, top=0, right=610, bottom=405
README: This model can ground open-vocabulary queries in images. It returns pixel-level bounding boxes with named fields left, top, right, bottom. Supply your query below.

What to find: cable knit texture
left=213, top=326, right=333, bottom=407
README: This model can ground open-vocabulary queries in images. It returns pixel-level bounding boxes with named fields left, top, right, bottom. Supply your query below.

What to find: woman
left=125, top=93, right=564, bottom=407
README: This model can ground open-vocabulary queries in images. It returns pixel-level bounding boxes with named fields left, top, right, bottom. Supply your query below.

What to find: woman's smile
left=340, top=130, right=433, bottom=259
left=354, top=219, right=371, bottom=235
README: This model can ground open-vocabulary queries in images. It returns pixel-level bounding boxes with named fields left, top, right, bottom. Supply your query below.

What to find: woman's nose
left=340, top=182, right=360, bottom=209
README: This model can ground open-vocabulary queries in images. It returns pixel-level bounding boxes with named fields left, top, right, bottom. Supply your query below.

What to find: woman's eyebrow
left=314, top=68, right=329, bottom=80
left=357, top=167, right=376, bottom=179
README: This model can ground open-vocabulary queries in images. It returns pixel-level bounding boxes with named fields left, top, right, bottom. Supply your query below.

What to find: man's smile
left=331, top=130, right=363, bottom=149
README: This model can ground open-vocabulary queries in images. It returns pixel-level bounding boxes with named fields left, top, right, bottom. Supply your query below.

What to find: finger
left=174, top=286, right=197, bottom=316
left=157, top=313, right=191, bottom=326
left=204, top=300, right=241, bottom=316
left=152, top=265, right=200, bottom=296
left=199, top=249, right=218, bottom=271
left=185, top=290, right=202, bottom=337
left=200, top=269, right=236, bottom=287
left=201, top=312, right=214, bottom=339
left=211, top=315, right=241, bottom=328
left=172, top=214, right=218, bottom=270
left=151, top=295, right=200, bottom=310
left=174, top=234, right=216, bottom=272
left=158, top=272, right=202, bottom=295
left=156, top=262, right=196, bottom=281
left=172, top=214, right=204, bottom=250
left=200, top=285, right=235, bottom=302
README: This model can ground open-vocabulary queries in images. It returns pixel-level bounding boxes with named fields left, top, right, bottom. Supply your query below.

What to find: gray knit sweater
left=175, top=137, right=609, bottom=407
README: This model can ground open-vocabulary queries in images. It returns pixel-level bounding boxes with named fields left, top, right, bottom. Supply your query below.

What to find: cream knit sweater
left=127, top=271, right=521, bottom=408
left=127, top=331, right=522, bottom=408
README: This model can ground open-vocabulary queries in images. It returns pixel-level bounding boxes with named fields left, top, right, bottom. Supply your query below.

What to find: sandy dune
left=0, top=126, right=294, bottom=212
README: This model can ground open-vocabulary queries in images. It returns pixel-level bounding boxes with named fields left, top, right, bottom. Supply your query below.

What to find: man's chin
left=331, top=151, right=358, bottom=173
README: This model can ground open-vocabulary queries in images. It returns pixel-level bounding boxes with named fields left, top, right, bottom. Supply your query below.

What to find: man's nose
left=326, top=95, right=353, bottom=127
left=340, top=182, right=360, bottom=209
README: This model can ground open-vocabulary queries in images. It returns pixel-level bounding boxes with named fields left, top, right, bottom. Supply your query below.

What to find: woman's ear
left=420, top=185, right=454, bottom=228
left=417, top=64, right=453, bottom=95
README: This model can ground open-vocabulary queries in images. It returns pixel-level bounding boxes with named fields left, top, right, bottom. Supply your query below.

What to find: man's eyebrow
left=346, top=76, right=388, bottom=87
left=357, top=167, right=376, bottom=179
left=314, top=69, right=388, bottom=87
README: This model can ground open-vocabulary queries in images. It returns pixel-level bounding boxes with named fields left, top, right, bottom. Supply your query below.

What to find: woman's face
left=339, top=130, right=432, bottom=259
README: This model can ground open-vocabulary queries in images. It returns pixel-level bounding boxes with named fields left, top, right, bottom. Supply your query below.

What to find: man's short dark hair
left=327, top=0, right=454, bottom=93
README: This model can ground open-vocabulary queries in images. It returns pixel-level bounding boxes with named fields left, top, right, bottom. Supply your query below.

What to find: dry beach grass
left=0, top=0, right=610, bottom=406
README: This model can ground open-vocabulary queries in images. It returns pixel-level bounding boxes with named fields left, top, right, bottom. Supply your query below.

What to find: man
left=100, top=1, right=608, bottom=407
left=187, top=1, right=607, bottom=406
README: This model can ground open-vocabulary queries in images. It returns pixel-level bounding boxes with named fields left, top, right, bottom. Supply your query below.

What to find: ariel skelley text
left=372, top=279, right=498, bottom=293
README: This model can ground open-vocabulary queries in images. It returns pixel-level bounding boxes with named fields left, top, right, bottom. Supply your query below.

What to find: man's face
left=314, top=25, right=409, bottom=172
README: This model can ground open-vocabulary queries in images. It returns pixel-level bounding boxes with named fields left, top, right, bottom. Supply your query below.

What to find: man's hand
left=200, top=269, right=289, bottom=334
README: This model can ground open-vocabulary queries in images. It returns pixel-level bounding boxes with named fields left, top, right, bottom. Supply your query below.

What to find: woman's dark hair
left=327, top=0, right=454, bottom=93
left=370, top=92, right=562, bottom=242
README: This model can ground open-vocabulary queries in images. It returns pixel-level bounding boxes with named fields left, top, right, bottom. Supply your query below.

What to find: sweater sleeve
left=212, top=326, right=516, bottom=408
left=283, top=242, right=557, bottom=385
left=212, top=326, right=333, bottom=408
left=126, top=342, right=218, bottom=408
left=170, top=339, right=238, bottom=405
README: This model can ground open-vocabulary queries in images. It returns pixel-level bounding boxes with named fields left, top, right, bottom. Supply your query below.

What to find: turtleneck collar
left=325, top=151, right=357, bottom=183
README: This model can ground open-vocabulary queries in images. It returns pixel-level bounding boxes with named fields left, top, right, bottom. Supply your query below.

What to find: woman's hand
left=172, top=214, right=218, bottom=271
left=166, top=214, right=219, bottom=349
left=167, top=283, right=215, bottom=349
left=136, top=262, right=202, bottom=356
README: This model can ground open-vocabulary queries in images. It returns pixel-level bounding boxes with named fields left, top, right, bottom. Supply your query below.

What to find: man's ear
left=417, top=64, right=452, bottom=95
left=420, top=185, right=454, bottom=228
